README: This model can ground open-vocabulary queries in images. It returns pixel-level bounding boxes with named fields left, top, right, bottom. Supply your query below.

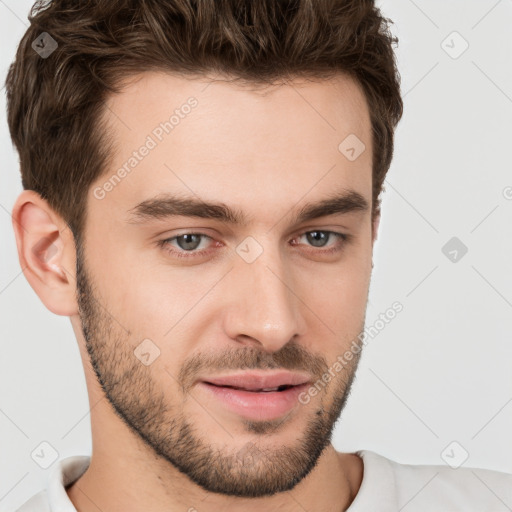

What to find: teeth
left=210, top=383, right=292, bottom=392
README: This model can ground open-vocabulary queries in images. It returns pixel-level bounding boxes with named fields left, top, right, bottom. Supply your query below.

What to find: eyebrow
left=126, top=189, right=369, bottom=227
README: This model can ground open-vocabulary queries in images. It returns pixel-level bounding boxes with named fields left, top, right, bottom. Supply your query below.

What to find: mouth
left=203, top=382, right=298, bottom=393
left=196, top=371, right=312, bottom=421
left=199, top=370, right=312, bottom=391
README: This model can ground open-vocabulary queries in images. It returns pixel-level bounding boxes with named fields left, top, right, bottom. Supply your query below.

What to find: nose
left=222, top=241, right=305, bottom=352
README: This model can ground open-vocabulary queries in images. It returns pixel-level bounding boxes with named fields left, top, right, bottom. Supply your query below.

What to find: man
left=5, top=0, right=512, bottom=510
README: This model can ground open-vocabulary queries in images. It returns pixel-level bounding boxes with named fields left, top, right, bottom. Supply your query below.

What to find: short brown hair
left=5, top=0, right=403, bottom=243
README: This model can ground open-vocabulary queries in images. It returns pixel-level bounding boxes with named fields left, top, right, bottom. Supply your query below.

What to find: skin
left=12, top=70, right=379, bottom=511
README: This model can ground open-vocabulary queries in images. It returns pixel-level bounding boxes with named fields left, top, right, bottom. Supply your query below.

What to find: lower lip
left=198, top=382, right=310, bottom=421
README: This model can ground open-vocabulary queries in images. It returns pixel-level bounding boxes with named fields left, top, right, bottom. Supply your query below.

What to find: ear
left=11, top=190, right=78, bottom=316
left=371, top=212, right=380, bottom=245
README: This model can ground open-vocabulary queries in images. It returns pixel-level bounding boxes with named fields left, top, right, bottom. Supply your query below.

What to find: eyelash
left=157, top=230, right=350, bottom=259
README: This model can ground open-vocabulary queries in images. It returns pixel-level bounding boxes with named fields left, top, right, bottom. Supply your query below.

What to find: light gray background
left=1, top=0, right=511, bottom=510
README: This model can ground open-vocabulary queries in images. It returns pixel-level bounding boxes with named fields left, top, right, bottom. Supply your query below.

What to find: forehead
left=91, top=70, right=372, bottom=222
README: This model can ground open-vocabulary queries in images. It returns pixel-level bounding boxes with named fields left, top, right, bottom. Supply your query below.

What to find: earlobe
left=11, top=190, right=78, bottom=316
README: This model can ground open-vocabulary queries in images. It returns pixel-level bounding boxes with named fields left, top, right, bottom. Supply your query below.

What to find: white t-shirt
left=12, top=450, right=512, bottom=511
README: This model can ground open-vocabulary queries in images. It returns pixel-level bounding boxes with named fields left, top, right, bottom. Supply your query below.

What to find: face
left=74, top=71, right=375, bottom=497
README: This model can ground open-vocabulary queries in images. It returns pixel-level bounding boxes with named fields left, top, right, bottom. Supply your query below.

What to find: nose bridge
left=224, top=237, right=303, bottom=351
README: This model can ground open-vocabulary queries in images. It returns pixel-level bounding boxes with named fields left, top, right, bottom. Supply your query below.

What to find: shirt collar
left=346, top=450, right=398, bottom=512
left=47, top=455, right=90, bottom=512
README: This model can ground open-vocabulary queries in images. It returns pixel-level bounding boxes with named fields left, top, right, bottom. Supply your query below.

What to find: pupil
left=177, top=234, right=201, bottom=251
left=307, top=231, right=328, bottom=247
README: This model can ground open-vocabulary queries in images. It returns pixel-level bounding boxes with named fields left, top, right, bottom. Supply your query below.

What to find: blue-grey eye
left=305, top=231, right=331, bottom=247
left=175, top=234, right=204, bottom=251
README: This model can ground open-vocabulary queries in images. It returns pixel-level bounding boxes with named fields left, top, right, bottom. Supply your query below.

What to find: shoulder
left=353, top=449, right=512, bottom=511
left=11, top=455, right=90, bottom=512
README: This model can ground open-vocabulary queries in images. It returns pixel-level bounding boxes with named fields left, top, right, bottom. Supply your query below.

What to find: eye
left=295, top=231, right=343, bottom=248
left=291, top=230, right=348, bottom=254
left=158, top=233, right=214, bottom=258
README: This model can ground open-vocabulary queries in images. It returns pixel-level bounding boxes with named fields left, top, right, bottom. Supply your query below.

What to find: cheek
left=305, top=278, right=368, bottom=340
left=101, top=267, right=225, bottom=364
left=301, top=251, right=371, bottom=329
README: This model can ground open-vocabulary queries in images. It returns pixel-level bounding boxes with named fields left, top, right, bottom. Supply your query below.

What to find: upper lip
left=200, top=371, right=312, bottom=391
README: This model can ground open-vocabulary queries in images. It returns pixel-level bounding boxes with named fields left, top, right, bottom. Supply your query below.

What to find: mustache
left=178, top=340, right=329, bottom=393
